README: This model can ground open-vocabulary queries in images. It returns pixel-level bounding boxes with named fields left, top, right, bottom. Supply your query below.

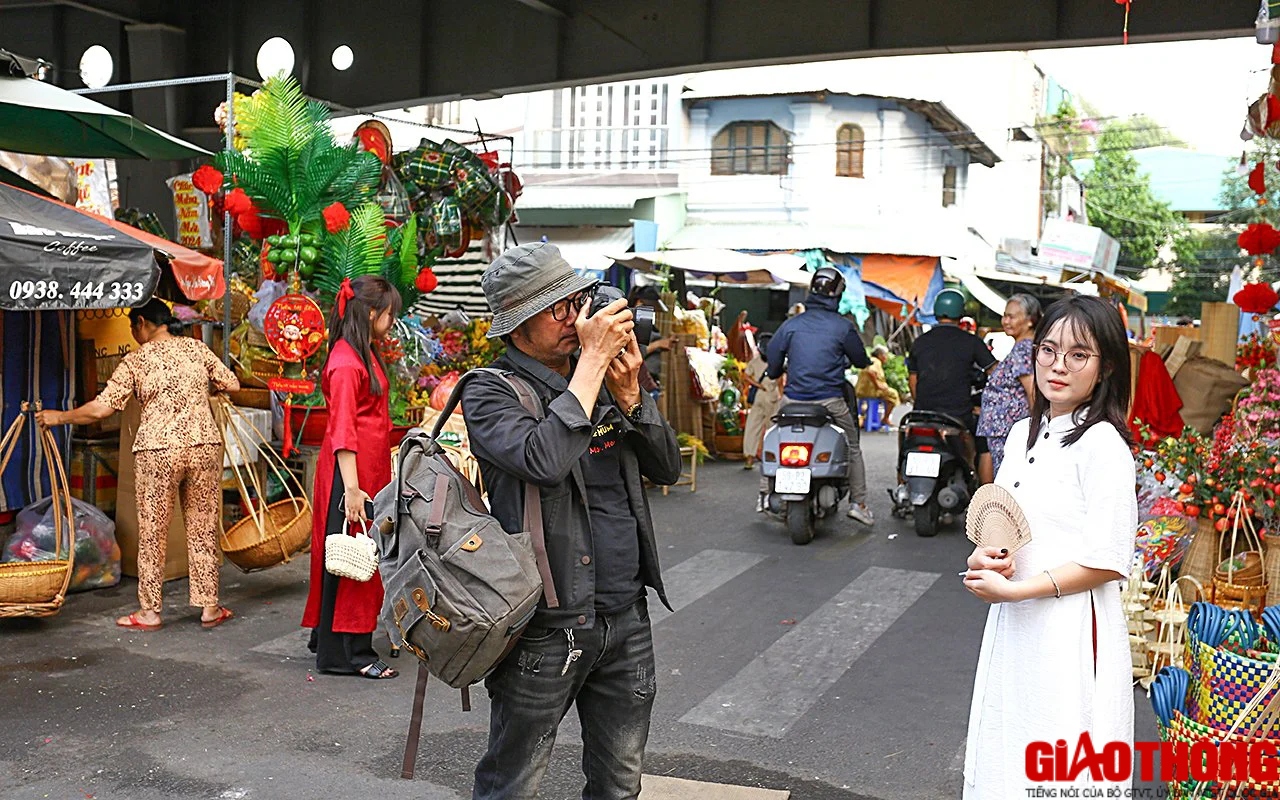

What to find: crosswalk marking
left=679, top=566, right=940, bottom=738
left=251, top=627, right=312, bottom=657
left=651, top=549, right=769, bottom=626
left=640, top=775, right=789, bottom=799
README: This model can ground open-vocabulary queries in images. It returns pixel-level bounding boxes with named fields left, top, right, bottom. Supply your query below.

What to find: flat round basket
left=0, top=559, right=71, bottom=606
left=221, top=499, right=311, bottom=572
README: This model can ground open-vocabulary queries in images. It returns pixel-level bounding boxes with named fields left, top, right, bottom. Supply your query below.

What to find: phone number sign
left=2, top=270, right=159, bottom=311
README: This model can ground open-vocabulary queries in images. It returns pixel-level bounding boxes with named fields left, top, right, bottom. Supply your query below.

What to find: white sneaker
left=755, top=493, right=766, bottom=513
left=847, top=503, right=874, bottom=525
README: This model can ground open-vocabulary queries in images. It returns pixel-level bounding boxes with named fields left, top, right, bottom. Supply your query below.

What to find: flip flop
left=201, top=607, right=234, bottom=629
left=117, top=612, right=162, bottom=631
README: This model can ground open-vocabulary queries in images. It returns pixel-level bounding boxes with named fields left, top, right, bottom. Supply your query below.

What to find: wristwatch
left=624, top=401, right=644, bottom=421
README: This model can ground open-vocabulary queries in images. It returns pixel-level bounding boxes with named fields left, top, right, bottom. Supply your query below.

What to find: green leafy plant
left=382, top=214, right=421, bottom=308
left=314, top=202, right=387, bottom=297
left=217, top=75, right=380, bottom=230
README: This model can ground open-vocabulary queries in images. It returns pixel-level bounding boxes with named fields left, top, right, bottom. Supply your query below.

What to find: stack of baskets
left=1150, top=602, right=1280, bottom=798
left=0, top=404, right=76, bottom=618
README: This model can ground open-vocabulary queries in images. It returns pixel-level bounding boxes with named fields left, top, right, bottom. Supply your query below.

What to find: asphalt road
left=0, top=431, right=1163, bottom=800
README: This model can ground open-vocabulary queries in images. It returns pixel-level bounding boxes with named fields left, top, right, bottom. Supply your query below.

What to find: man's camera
left=588, top=284, right=655, bottom=346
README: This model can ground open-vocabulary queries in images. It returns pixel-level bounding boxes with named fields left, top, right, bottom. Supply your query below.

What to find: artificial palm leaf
left=314, top=203, right=387, bottom=297
left=381, top=216, right=421, bottom=308
left=214, top=74, right=380, bottom=229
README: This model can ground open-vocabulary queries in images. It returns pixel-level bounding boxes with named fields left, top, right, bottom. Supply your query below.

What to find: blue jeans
left=473, top=599, right=657, bottom=800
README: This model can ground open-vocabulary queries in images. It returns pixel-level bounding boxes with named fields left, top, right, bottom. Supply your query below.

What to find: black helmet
left=934, top=289, right=965, bottom=321
left=809, top=266, right=846, bottom=299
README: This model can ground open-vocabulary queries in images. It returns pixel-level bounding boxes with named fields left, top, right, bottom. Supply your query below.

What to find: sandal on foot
left=359, top=660, right=398, bottom=679
left=201, top=607, right=234, bottom=629
left=117, top=612, right=162, bottom=631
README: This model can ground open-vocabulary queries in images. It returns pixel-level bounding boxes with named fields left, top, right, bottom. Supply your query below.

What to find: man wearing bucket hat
left=462, top=242, right=682, bottom=800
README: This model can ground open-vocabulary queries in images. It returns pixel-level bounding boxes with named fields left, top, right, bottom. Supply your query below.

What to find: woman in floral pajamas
left=37, top=299, right=239, bottom=630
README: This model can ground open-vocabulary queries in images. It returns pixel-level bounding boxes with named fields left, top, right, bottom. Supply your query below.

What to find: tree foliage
left=1083, top=125, right=1185, bottom=277
left=1164, top=230, right=1235, bottom=319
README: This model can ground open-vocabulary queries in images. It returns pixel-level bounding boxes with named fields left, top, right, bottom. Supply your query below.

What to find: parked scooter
left=888, top=410, right=976, bottom=537
left=759, top=402, right=850, bottom=545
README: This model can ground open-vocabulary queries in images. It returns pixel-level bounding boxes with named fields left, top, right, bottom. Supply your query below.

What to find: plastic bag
left=3, top=497, right=121, bottom=592
left=248, top=279, right=288, bottom=333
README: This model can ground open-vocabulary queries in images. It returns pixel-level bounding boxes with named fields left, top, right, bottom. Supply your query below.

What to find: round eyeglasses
left=1035, top=344, right=1098, bottom=373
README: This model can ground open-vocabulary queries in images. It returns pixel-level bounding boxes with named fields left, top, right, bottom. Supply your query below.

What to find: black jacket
left=460, top=346, right=682, bottom=629
left=766, top=294, right=870, bottom=401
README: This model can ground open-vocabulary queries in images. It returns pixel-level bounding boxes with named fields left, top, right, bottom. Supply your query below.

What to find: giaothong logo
left=1026, top=732, right=1280, bottom=783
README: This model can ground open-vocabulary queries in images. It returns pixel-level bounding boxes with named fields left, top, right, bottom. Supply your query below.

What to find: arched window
left=836, top=123, right=864, bottom=178
left=711, top=121, right=790, bottom=176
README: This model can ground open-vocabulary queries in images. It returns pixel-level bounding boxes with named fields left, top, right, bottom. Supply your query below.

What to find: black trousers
left=307, top=465, right=379, bottom=674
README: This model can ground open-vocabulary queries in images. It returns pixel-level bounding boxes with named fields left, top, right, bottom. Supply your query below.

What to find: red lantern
left=1234, top=282, right=1280, bottom=315
left=224, top=187, right=252, bottom=216
left=323, top=202, right=350, bottom=233
left=1251, top=162, right=1267, bottom=196
left=192, top=165, right=224, bottom=196
left=1238, top=223, right=1280, bottom=256
left=414, top=267, right=438, bottom=293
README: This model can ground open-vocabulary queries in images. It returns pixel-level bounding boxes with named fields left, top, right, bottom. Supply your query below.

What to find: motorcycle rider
left=906, top=289, right=996, bottom=455
left=766, top=267, right=875, bottom=525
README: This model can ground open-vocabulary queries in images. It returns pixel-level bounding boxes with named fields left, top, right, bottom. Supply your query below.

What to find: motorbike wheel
left=786, top=501, right=815, bottom=545
left=913, top=503, right=940, bottom=537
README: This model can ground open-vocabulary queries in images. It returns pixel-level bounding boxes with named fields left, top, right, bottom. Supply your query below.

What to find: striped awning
left=412, top=241, right=493, bottom=318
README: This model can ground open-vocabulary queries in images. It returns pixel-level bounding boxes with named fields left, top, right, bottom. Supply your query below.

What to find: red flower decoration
left=192, top=165, right=224, bottom=196
left=1239, top=223, right=1280, bottom=256
left=224, top=188, right=252, bottom=216
left=414, top=267, right=438, bottom=294
left=1234, top=282, right=1280, bottom=315
left=323, top=202, right=350, bottom=233
left=1251, top=163, right=1267, bottom=196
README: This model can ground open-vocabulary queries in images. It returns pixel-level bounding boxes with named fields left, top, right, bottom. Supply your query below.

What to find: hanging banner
left=69, top=159, right=112, bottom=218
left=166, top=173, right=213, bottom=250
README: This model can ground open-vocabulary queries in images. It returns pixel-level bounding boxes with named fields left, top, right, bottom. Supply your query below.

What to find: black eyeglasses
left=548, top=289, right=592, bottom=321
left=1035, top=344, right=1099, bottom=373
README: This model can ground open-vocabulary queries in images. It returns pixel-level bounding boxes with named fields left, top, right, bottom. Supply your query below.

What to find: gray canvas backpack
left=373, top=368, right=556, bottom=779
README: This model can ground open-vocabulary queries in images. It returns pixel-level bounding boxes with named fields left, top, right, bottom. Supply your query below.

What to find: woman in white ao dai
left=961, top=296, right=1139, bottom=798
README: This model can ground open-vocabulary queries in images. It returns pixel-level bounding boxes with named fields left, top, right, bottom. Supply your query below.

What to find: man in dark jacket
left=463, top=242, right=682, bottom=800
left=766, top=266, right=875, bottom=525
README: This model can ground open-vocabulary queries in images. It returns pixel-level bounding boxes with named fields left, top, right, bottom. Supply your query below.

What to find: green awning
left=0, top=75, right=208, bottom=160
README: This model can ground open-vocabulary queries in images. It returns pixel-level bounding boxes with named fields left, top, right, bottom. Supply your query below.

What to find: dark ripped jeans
left=472, top=598, right=657, bottom=800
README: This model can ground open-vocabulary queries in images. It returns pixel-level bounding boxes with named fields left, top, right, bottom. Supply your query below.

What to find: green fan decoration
left=214, top=73, right=381, bottom=290
left=314, top=202, right=388, bottom=297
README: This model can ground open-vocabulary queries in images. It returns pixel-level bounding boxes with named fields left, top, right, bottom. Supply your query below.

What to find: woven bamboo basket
left=0, top=403, right=76, bottom=618
left=221, top=498, right=310, bottom=572
left=1211, top=493, right=1269, bottom=618
left=215, top=398, right=312, bottom=573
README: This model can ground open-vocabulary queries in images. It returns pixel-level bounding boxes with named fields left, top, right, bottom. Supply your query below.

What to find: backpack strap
left=431, top=367, right=559, bottom=609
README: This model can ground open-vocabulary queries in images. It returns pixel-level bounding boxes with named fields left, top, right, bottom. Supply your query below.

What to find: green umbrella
left=0, top=74, right=209, bottom=160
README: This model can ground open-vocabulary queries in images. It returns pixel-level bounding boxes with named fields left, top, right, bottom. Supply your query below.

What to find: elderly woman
left=976, top=293, right=1041, bottom=480
left=855, top=344, right=900, bottom=416
left=36, top=298, right=239, bottom=630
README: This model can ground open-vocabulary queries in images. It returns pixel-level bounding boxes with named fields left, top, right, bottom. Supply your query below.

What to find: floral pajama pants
left=134, top=444, right=223, bottom=612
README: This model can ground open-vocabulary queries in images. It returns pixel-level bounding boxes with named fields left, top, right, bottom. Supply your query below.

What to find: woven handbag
left=325, top=519, right=379, bottom=582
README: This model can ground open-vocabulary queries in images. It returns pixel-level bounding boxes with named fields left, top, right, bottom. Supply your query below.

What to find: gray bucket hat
left=482, top=242, right=598, bottom=338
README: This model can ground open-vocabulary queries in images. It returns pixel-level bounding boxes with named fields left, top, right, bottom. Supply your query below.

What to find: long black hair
left=324, top=275, right=402, bottom=397
left=1026, top=294, right=1133, bottom=450
left=129, top=298, right=185, bottom=333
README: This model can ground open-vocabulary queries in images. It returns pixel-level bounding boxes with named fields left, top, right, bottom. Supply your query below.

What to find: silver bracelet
left=1044, top=570, right=1062, bottom=599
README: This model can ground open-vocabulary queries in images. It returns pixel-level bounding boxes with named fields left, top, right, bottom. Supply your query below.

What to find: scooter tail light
left=917, top=445, right=935, bottom=452
left=908, top=426, right=939, bottom=438
left=815, top=451, right=832, bottom=463
left=779, top=443, right=812, bottom=467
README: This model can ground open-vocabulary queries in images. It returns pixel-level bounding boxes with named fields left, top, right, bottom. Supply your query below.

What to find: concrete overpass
left=0, top=0, right=1260, bottom=140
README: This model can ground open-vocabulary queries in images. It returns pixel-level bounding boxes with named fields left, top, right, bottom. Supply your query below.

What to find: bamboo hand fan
left=966, top=484, right=1032, bottom=555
